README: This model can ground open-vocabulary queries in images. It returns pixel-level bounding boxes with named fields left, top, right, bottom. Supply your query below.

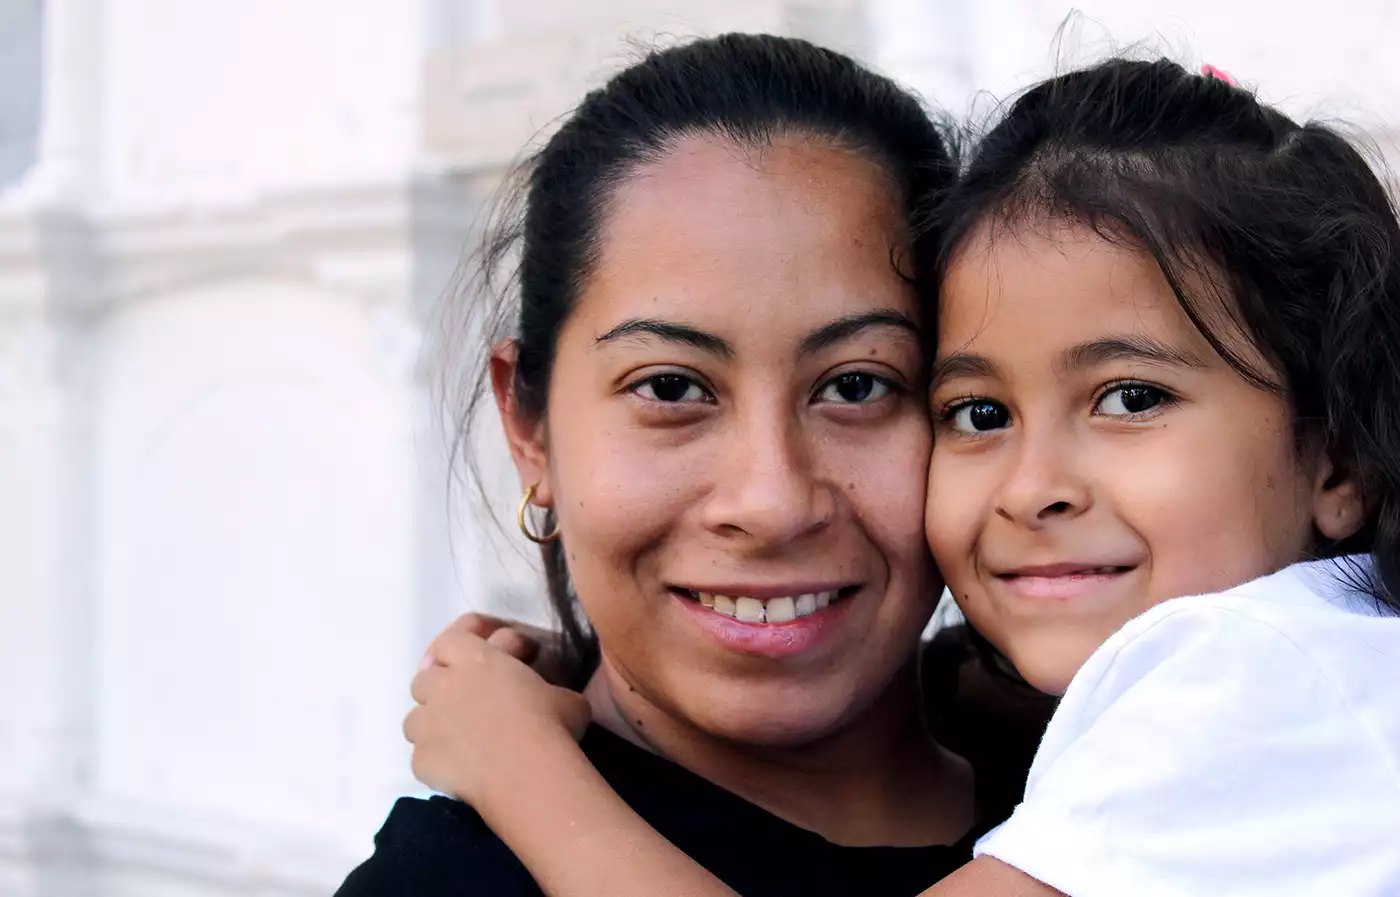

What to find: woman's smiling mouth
left=674, top=587, right=856, bottom=623
left=669, top=585, right=864, bottom=658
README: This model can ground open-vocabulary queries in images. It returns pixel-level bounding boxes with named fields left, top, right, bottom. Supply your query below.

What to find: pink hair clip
left=1200, top=64, right=1236, bottom=86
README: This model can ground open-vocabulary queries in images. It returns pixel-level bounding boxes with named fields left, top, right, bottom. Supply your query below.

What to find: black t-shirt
left=337, top=626, right=1056, bottom=897
left=337, top=725, right=979, bottom=897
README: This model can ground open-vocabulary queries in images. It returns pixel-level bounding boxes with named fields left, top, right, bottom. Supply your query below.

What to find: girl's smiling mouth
left=992, top=563, right=1139, bottom=602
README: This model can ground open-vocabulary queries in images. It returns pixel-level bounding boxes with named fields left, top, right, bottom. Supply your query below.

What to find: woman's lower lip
left=673, top=591, right=855, bottom=658
left=997, top=570, right=1132, bottom=602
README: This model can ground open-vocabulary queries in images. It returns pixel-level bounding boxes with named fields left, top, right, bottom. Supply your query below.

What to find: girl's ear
left=490, top=339, right=554, bottom=507
left=1312, top=454, right=1366, bottom=542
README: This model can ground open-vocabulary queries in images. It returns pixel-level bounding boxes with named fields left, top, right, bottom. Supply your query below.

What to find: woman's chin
left=679, top=689, right=872, bottom=749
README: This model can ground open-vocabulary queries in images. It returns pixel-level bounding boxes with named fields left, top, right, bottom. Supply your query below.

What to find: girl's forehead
left=940, top=224, right=1182, bottom=337
left=935, top=220, right=1253, bottom=367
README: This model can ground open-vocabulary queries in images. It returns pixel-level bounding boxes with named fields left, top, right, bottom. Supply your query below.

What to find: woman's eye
left=632, top=374, right=709, bottom=403
left=817, top=372, right=892, bottom=404
left=1096, top=384, right=1170, bottom=417
left=946, top=399, right=1010, bottom=433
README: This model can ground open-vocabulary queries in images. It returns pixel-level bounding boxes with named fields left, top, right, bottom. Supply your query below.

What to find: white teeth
left=734, top=597, right=764, bottom=623
left=765, top=596, right=796, bottom=624
left=693, top=589, right=845, bottom=623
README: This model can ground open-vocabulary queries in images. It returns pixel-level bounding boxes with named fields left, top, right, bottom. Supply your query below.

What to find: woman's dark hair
left=450, top=33, right=955, bottom=684
left=932, top=57, right=1400, bottom=619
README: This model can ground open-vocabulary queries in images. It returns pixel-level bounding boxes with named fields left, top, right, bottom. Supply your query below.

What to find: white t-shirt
left=974, top=556, right=1400, bottom=897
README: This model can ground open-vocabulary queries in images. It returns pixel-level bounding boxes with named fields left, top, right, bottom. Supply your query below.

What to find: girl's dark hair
left=932, top=57, right=1400, bottom=617
left=452, top=33, right=955, bottom=684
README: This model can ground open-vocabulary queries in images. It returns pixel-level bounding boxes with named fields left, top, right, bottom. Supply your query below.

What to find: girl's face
left=926, top=221, right=1361, bottom=695
left=500, top=134, right=938, bottom=745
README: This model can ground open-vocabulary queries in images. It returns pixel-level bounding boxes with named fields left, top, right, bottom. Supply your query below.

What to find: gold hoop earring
left=517, top=483, right=560, bottom=544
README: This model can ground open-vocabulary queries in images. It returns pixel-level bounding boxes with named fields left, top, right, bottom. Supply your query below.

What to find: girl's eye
left=816, top=372, right=892, bottom=404
left=632, top=374, right=710, bottom=403
left=946, top=399, right=1010, bottom=433
left=1096, top=383, right=1171, bottom=417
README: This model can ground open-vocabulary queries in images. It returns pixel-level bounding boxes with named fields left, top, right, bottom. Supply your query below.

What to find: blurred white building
left=0, top=0, right=1395, bottom=893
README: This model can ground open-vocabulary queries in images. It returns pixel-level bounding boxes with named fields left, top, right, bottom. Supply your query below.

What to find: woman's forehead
left=568, top=135, right=919, bottom=350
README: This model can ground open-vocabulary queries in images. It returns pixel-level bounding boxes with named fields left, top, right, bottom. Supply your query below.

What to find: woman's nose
left=700, top=414, right=836, bottom=547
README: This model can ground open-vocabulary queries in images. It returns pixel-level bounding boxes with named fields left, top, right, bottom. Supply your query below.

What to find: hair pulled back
left=932, top=57, right=1400, bottom=614
left=454, top=33, right=955, bottom=681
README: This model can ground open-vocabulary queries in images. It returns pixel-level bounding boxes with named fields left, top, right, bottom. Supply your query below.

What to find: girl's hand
left=442, top=611, right=574, bottom=686
left=404, top=614, right=591, bottom=809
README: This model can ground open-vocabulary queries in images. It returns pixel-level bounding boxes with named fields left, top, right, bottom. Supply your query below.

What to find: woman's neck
left=584, top=656, right=974, bottom=848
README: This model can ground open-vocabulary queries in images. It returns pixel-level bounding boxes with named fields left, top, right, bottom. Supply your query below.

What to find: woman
left=338, top=33, right=1048, bottom=897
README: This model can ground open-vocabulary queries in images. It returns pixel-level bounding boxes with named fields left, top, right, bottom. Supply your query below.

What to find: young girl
left=407, top=58, right=1400, bottom=896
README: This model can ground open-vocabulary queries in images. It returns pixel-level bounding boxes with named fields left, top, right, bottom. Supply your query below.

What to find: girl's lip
left=672, top=588, right=858, bottom=659
left=994, top=566, right=1137, bottom=602
left=995, top=562, right=1137, bottom=578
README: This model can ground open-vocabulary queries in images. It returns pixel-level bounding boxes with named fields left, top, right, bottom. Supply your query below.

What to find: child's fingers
left=408, top=739, right=455, bottom=797
left=429, top=621, right=496, bottom=668
left=486, top=626, right=540, bottom=664
left=409, top=663, right=446, bottom=706
left=403, top=703, right=423, bottom=744
left=425, top=613, right=504, bottom=666
left=455, top=611, right=511, bottom=639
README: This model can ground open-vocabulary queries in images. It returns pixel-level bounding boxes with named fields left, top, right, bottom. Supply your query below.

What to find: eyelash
left=624, top=370, right=904, bottom=408
left=935, top=380, right=1180, bottom=433
left=1092, top=380, right=1180, bottom=418
left=626, top=372, right=716, bottom=406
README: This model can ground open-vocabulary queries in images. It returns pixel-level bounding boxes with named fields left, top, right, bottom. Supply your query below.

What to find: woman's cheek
left=553, top=422, right=709, bottom=552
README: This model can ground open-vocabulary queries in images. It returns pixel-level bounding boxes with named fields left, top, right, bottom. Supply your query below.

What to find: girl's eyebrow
left=931, top=335, right=1208, bottom=389
left=1059, top=335, right=1209, bottom=373
left=931, top=352, right=999, bottom=387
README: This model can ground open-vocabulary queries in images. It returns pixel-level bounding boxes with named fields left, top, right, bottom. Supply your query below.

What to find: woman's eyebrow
left=595, top=318, right=734, bottom=359
left=798, top=310, right=920, bottom=357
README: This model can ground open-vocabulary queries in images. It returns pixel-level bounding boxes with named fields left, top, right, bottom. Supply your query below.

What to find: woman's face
left=503, top=134, right=938, bottom=746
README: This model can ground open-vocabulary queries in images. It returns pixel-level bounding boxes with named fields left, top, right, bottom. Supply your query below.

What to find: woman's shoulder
left=334, top=726, right=660, bottom=897
left=334, top=795, right=540, bottom=897
left=920, top=624, right=1057, bottom=825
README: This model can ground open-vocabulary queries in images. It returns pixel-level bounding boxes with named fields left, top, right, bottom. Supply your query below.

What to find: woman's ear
left=1312, top=454, right=1366, bottom=542
left=490, top=339, right=554, bottom=507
